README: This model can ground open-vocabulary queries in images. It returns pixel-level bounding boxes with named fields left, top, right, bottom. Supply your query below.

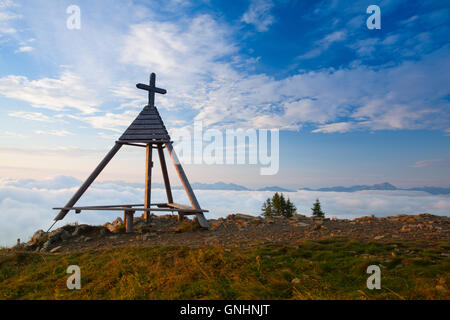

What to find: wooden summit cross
left=52, top=73, right=209, bottom=231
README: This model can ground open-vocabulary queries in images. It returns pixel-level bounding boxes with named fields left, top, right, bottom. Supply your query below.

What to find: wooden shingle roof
left=118, top=105, right=170, bottom=143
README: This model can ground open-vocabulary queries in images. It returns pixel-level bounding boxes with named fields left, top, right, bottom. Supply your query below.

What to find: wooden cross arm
left=136, top=83, right=167, bottom=94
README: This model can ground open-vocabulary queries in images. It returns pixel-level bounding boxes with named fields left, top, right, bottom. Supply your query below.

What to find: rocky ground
left=15, top=213, right=450, bottom=254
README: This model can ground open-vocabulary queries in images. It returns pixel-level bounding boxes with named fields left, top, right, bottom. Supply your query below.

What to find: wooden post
left=157, top=144, right=173, bottom=204
left=165, top=142, right=209, bottom=228
left=124, top=208, right=135, bottom=233
left=54, top=142, right=122, bottom=221
left=144, top=144, right=153, bottom=223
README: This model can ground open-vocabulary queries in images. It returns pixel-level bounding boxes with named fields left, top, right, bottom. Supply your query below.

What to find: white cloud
left=0, top=0, right=19, bottom=35
left=411, top=159, right=444, bottom=168
left=241, top=0, right=275, bottom=32
left=312, top=122, right=355, bottom=133
left=3, top=7, right=448, bottom=136
left=66, top=110, right=138, bottom=132
left=8, top=111, right=52, bottom=122
left=0, top=71, right=101, bottom=114
left=0, top=130, right=27, bottom=138
left=34, top=129, right=73, bottom=136
left=15, top=45, right=33, bottom=53
left=119, top=14, right=449, bottom=134
left=298, top=30, right=347, bottom=59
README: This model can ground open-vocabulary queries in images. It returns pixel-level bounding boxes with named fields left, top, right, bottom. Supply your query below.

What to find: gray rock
left=292, top=222, right=309, bottom=227
left=83, top=237, right=92, bottom=242
left=60, top=230, right=72, bottom=241
left=112, top=217, right=123, bottom=226
left=48, top=229, right=70, bottom=243
left=104, top=223, right=116, bottom=233
left=72, top=225, right=90, bottom=237
left=50, top=246, right=62, bottom=253
left=42, top=240, right=53, bottom=251
left=143, top=233, right=157, bottom=240
left=32, top=229, right=46, bottom=244
left=234, top=214, right=259, bottom=220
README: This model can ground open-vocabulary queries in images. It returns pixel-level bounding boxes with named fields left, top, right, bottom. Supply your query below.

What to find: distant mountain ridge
left=299, top=182, right=450, bottom=195
left=97, top=179, right=449, bottom=195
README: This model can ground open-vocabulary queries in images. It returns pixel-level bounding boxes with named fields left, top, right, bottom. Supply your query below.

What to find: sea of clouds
left=0, top=176, right=449, bottom=247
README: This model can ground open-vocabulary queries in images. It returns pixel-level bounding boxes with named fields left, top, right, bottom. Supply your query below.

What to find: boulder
left=234, top=214, right=259, bottom=221
left=32, top=230, right=46, bottom=244
left=143, top=233, right=157, bottom=240
left=50, top=246, right=62, bottom=253
left=60, top=230, right=72, bottom=241
left=112, top=217, right=123, bottom=226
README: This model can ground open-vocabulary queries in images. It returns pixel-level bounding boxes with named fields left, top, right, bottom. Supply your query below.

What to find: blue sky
left=0, top=0, right=449, bottom=188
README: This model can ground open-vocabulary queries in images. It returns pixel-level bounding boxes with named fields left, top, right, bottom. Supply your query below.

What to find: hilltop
left=1, top=213, right=448, bottom=300
left=15, top=213, right=450, bottom=253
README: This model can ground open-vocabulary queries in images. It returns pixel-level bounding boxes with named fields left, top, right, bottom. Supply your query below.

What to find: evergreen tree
left=261, top=198, right=273, bottom=218
left=285, top=199, right=296, bottom=218
left=261, top=193, right=297, bottom=218
left=311, top=199, right=325, bottom=218
left=272, top=192, right=282, bottom=216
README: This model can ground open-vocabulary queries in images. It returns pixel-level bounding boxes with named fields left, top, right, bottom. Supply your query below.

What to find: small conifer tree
left=311, top=199, right=325, bottom=218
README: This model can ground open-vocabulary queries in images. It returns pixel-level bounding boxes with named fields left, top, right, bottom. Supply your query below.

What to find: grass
left=0, top=239, right=448, bottom=300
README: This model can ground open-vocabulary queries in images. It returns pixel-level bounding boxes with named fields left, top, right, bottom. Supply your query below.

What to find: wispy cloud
left=34, top=129, right=73, bottom=136
left=0, top=71, right=100, bottom=114
left=0, top=0, right=19, bottom=35
left=0, top=131, right=27, bottom=138
left=8, top=111, right=52, bottom=122
left=298, top=30, right=347, bottom=59
left=312, top=122, right=356, bottom=133
left=15, top=45, right=33, bottom=53
left=241, top=0, right=275, bottom=32
left=411, top=159, right=444, bottom=168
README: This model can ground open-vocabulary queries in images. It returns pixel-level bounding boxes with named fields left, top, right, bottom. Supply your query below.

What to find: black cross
left=136, top=73, right=167, bottom=107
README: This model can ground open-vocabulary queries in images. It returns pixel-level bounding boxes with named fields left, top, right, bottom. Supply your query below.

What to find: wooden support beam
left=123, top=207, right=135, bottom=233
left=165, top=142, right=209, bottom=228
left=157, top=145, right=174, bottom=204
left=54, top=206, right=208, bottom=212
left=144, top=144, right=153, bottom=223
left=53, top=142, right=122, bottom=221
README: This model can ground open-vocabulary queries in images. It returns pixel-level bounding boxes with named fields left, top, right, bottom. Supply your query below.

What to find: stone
left=105, top=223, right=116, bottom=233
left=234, top=214, right=259, bottom=221
left=143, top=233, right=157, bottom=240
left=32, top=230, right=46, bottom=244
left=291, top=278, right=300, bottom=285
left=292, top=222, right=309, bottom=228
left=42, top=240, right=53, bottom=251
left=60, top=230, right=72, bottom=241
left=50, top=246, right=62, bottom=253
left=112, top=217, right=123, bottom=226
left=83, top=237, right=92, bottom=242
left=374, top=235, right=384, bottom=240
left=72, top=225, right=90, bottom=237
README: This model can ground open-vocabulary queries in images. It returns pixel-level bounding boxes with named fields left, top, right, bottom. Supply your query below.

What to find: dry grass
left=0, top=239, right=448, bottom=300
